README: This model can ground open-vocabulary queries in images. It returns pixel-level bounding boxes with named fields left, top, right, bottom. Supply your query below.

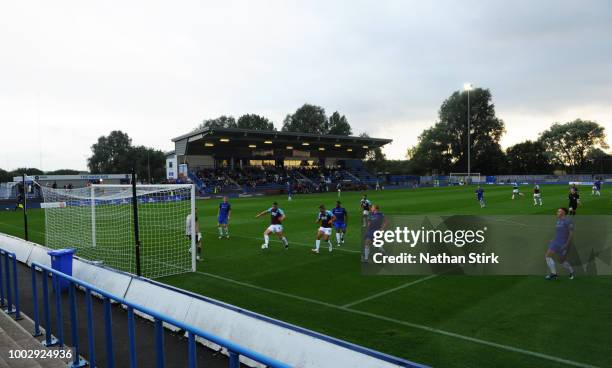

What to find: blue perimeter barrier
left=29, top=262, right=291, bottom=368
left=0, top=248, right=22, bottom=320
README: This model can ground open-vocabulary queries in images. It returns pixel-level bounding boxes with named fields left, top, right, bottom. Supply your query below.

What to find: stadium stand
left=166, top=128, right=390, bottom=195
left=187, top=166, right=371, bottom=195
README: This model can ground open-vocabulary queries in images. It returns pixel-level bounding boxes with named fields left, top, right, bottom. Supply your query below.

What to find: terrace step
left=343, top=170, right=362, bottom=183
left=0, top=311, right=66, bottom=368
left=0, top=354, right=11, bottom=368
left=294, top=170, right=314, bottom=185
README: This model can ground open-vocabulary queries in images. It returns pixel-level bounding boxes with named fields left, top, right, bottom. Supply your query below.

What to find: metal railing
left=0, top=248, right=22, bottom=320
left=30, top=262, right=291, bottom=368
left=187, top=170, right=210, bottom=195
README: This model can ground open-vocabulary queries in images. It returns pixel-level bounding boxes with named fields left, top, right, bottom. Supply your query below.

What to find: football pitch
left=1, top=185, right=611, bottom=367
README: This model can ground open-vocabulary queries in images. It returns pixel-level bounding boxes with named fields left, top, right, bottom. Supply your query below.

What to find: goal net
left=449, top=173, right=482, bottom=185
left=39, top=184, right=196, bottom=279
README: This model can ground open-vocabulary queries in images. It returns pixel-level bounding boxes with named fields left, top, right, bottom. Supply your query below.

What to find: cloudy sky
left=1, top=0, right=611, bottom=171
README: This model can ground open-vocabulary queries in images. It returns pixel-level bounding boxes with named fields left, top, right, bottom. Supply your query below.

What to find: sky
left=1, top=0, right=611, bottom=171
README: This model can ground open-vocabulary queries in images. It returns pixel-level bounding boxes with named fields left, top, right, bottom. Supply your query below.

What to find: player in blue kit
left=217, top=196, right=231, bottom=239
left=592, top=180, right=602, bottom=196
left=332, top=201, right=348, bottom=246
left=256, top=202, right=289, bottom=250
left=312, top=205, right=336, bottom=253
left=363, top=204, right=387, bottom=263
left=545, top=208, right=575, bottom=280
left=475, top=186, right=485, bottom=208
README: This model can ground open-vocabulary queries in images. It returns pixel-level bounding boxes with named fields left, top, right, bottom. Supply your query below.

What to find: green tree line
left=87, top=131, right=167, bottom=183
left=196, top=105, right=354, bottom=136
left=0, top=168, right=83, bottom=183
left=403, top=87, right=610, bottom=175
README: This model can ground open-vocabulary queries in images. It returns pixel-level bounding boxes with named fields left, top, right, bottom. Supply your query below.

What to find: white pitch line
left=341, top=274, right=439, bottom=308
left=347, top=309, right=599, bottom=368
left=196, top=270, right=600, bottom=368
left=197, top=271, right=340, bottom=308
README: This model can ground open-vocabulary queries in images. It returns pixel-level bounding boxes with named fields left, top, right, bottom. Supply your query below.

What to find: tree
left=196, top=116, right=237, bottom=130
left=327, top=112, right=352, bottom=135
left=87, top=131, right=167, bottom=182
left=472, top=140, right=508, bottom=175
left=407, top=87, right=507, bottom=174
left=585, top=148, right=612, bottom=174
left=538, top=119, right=608, bottom=173
left=88, top=131, right=133, bottom=174
left=9, top=168, right=45, bottom=176
left=0, top=168, right=10, bottom=183
left=406, top=123, right=454, bottom=174
left=439, top=88, right=506, bottom=173
left=506, top=140, right=551, bottom=174
left=282, top=104, right=328, bottom=134
left=364, top=160, right=413, bottom=175
left=236, top=114, right=276, bottom=131
left=130, top=146, right=167, bottom=183
left=360, top=133, right=386, bottom=169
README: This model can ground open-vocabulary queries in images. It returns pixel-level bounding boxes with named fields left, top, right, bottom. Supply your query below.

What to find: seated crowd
left=190, top=165, right=367, bottom=194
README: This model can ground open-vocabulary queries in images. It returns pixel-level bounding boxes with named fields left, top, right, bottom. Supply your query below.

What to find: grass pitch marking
left=341, top=274, right=439, bottom=308
left=196, top=270, right=600, bottom=368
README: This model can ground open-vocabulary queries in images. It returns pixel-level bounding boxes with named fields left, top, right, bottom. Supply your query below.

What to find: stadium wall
left=183, top=154, right=215, bottom=168
left=0, top=232, right=426, bottom=368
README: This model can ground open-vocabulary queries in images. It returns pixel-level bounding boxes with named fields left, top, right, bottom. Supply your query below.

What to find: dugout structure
left=39, top=183, right=196, bottom=279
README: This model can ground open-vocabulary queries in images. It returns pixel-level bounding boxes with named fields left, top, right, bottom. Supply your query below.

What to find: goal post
left=91, top=185, right=96, bottom=248
left=449, top=173, right=482, bottom=185
left=39, top=183, right=196, bottom=279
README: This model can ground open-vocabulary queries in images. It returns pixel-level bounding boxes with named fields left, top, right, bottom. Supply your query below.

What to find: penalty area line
left=196, top=270, right=600, bottom=368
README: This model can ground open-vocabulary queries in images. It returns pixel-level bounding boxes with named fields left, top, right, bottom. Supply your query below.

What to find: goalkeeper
left=186, top=210, right=203, bottom=261
left=14, top=192, right=24, bottom=211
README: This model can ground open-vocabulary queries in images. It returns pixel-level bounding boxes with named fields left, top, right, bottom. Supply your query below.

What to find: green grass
left=1, top=185, right=611, bottom=367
